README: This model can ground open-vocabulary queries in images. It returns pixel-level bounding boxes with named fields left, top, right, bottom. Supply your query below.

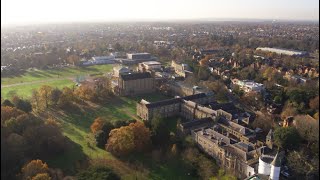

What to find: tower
left=266, top=129, right=274, bottom=149
left=270, top=153, right=281, bottom=180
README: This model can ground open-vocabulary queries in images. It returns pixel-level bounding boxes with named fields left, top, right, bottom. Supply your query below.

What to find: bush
left=77, top=166, right=120, bottom=180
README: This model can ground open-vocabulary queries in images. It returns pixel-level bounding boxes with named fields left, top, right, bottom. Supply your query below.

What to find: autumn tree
left=1, top=106, right=25, bottom=122
left=58, top=87, right=75, bottom=107
left=38, top=85, right=53, bottom=109
left=67, top=54, right=80, bottom=66
left=75, top=84, right=95, bottom=101
left=106, top=126, right=135, bottom=156
left=31, top=173, right=51, bottom=180
left=309, top=96, right=319, bottom=111
left=106, top=121, right=151, bottom=156
left=280, top=103, right=298, bottom=120
left=91, top=77, right=114, bottom=101
left=21, top=160, right=50, bottom=180
left=294, top=116, right=319, bottom=148
left=31, top=90, right=40, bottom=110
left=129, top=121, right=151, bottom=152
left=91, top=117, right=106, bottom=134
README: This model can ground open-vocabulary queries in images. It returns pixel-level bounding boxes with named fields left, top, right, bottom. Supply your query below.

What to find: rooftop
left=120, top=72, right=152, bottom=81
left=141, top=61, right=161, bottom=65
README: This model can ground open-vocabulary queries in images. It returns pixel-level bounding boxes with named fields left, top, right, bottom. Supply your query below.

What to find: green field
left=1, top=79, right=74, bottom=99
left=1, top=64, right=113, bottom=85
left=1, top=64, right=114, bottom=99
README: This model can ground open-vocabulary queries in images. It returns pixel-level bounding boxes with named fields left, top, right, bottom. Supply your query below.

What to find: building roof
left=208, top=102, right=236, bottom=111
left=120, top=72, right=152, bottom=81
left=244, top=174, right=269, bottom=180
left=267, top=129, right=273, bottom=139
left=143, top=93, right=209, bottom=109
left=180, top=118, right=213, bottom=129
left=271, top=152, right=281, bottom=167
left=141, top=61, right=161, bottom=65
left=145, top=98, right=181, bottom=108
left=183, top=93, right=207, bottom=101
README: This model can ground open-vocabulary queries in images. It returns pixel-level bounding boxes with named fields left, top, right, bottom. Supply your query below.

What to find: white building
left=138, top=61, right=162, bottom=71
left=127, top=53, right=151, bottom=60
left=256, top=47, right=308, bottom=57
left=232, top=79, right=264, bottom=93
left=91, top=55, right=116, bottom=64
left=257, top=153, right=281, bottom=180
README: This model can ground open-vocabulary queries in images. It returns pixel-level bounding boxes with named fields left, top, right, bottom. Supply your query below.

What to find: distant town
left=1, top=21, right=319, bottom=180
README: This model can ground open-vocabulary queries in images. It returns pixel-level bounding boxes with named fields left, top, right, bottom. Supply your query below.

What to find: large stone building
left=171, top=60, right=193, bottom=77
left=192, top=117, right=268, bottom=179
left=115, top=72, right=155, bottom=96
left=136, top=93, right=215, bottom=121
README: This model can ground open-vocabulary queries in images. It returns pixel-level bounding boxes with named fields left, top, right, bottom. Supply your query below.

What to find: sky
left=1, top=0, right=319, bottom=26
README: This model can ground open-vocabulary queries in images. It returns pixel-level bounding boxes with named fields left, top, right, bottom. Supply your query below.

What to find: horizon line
left=2, top=17, right=319, bottom=28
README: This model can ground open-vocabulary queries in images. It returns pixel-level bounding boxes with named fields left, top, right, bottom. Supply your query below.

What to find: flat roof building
left=256, top=47, right=308, bottom=57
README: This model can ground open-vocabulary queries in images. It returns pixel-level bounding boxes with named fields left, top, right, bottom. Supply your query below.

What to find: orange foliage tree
left=1, top=106, right=25, bottom=122
left=90, top=117, right=105, bottom=134
left=106, top=121, right=151, bottom=156
left=21, top=160, right=50, bottom=180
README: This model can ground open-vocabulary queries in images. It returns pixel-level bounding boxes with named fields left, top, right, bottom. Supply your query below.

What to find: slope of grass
left=1, top=79, right=74, bottom=99
left=1, top=64, right=113, bottom=85
left=46, top=93, right=172, bottom=176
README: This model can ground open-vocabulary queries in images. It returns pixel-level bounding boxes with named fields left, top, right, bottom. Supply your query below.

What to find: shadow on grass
left=121, top=153, right=197, bottom=180
left=46, top=136, right=89, bottom=175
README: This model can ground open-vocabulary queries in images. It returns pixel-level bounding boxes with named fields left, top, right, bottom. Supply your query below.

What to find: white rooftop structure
left=256, top=47, right=308, bottom=56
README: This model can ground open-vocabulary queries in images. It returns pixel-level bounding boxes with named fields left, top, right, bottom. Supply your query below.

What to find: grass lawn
left=1, top=79, right=74, bottom=99
left=1, top=64, right=114, bottom=85
left=45, top=93, right=176, bottom=178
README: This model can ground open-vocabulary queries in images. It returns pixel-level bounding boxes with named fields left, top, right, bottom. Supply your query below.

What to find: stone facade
left=192, top=122, right=264, bottom=179
left=136, top=93, right=215, bottom=121
left=116, top=72, right=155, bottom=96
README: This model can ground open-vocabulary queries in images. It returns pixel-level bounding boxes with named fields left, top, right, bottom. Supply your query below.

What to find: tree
left=210, top=169, right=237, bottom=180
left=274, top=127, right=301, bottom=150
left=31, top=173, right=51, bottom=180
left=91, top=117, right=106, bottom=134
left=309, top=96, right=319, bottom=111
left=287, top=150, right=318, bottom=178
left=151, top=114, right=170, bottom=146
left=106, top=121, right=151, bottom=156
left=1, top=99, right=14, bottom=107
left=58, top=87, right=75, bottom=107
left=77, top=166, right=120, bottom=180
left=1, top=106, right=25, bottom=122
left=280, top=103, right=298, bottom=120
left=21, top=160, right=49, bottom=180
left=106, top=126, right=135, bottom=156
left=31, top=90, right=40, bottom=110
left=38, top=85, right=53, bottom=109
left=94, top=130, right=108, bottom=148
left=67, top=54, right=80, bottom=66
left=50, top=88, right=62, bottom=106
left=129, top=121, right=151, bottom=152
left=75, top=84, right=95, bottom=101
left=294, top=116, right=319, bottom=148
left=11, top=96, right=32, bottom=113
